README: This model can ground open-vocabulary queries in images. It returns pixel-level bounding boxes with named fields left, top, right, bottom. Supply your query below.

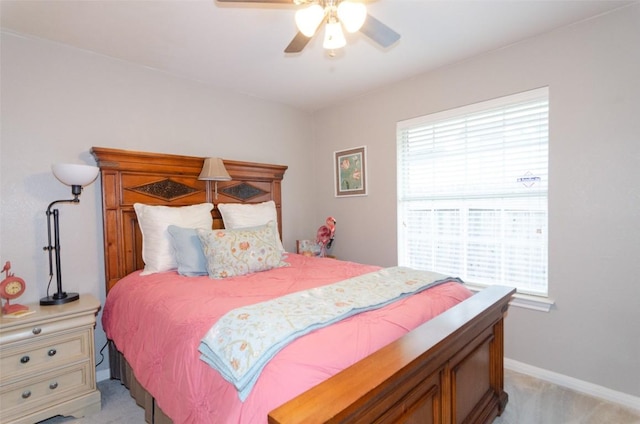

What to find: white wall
left=311, top=4, right=640, bottom=397
left=0, top=32, right=315, bottom=376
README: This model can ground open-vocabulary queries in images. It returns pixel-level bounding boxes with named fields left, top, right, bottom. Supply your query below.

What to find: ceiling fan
left=217, top=0, right=400, bottom=54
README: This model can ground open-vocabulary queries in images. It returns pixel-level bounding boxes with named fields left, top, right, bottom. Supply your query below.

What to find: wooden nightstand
left=0, top=295, right=101, bottom=424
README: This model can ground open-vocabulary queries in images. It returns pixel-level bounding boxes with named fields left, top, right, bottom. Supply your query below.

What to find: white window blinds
left=397, top=88, right=549, bottom=296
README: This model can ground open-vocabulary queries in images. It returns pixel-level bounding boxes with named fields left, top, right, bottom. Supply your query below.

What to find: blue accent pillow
left=167, top=225, right=208, bottom=276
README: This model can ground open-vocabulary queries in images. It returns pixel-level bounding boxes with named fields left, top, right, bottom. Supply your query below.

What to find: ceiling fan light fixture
left=323, top=20, right=346, bottom=50
left=295, top=4, right=325, bottom=37
left=337, top=1, right=367, bottom=33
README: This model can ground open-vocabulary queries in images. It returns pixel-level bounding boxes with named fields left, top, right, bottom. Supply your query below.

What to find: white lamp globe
left=337, top=1, right=367, bottom=33
left=52, top=164, right=99, bottom=187
left=323, top=21, right=347, bottom=50
left=295, top=4, right=324, bottom=37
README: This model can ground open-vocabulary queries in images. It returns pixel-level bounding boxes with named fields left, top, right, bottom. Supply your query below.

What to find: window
left=397, top=88, right=548, bottom=296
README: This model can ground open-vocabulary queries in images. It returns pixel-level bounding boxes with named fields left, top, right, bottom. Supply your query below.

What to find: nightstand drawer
left=0, top=330, right=91, bottom=383
left=0, top=361, right=94, bottom=423
left=0, top=313, right=96, bottom=345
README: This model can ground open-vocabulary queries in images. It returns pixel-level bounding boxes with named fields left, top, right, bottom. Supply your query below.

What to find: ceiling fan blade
left=359, top=14, right=400, bottom=48
left=285, top=31, right=312, bottom=53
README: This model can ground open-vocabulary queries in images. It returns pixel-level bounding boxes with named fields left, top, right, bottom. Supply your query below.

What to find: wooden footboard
left=269, top=285, right=514, bottom=424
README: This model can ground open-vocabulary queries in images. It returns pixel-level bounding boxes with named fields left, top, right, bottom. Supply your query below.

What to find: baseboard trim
left=97, top=368, right=111, bottom=383
left=504, top=358, right=640, bottom=412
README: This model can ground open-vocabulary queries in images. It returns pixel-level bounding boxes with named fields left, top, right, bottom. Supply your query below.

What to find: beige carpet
left=494, top=370, right=640, bottom=424
left=37, top=377, right=144, bottom=424
left=39, top=369, right=640, bottom=423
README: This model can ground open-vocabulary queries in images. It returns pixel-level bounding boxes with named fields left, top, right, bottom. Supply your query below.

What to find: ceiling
left=1, top=0, right=634, bottom=111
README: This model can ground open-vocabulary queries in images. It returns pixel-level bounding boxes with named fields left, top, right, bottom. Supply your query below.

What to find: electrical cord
left=45, top=274, right=53, bottom=299
left=95, top=339, right=109, bottom=368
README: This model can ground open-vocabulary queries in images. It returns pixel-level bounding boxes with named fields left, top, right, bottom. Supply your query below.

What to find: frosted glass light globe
left=323, top=21, right=347, bottom=50
left=337, top=1, right=367, bottom=33
left=52, top=164, right=99, bottom=187
left=295, top=4, right=324, bottom=37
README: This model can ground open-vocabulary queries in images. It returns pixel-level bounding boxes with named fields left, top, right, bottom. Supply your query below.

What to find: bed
left=91, top=146, right=515, bottom=424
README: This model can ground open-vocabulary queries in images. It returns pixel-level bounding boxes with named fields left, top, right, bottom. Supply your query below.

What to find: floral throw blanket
left=199, top=266, right=463, bottom=400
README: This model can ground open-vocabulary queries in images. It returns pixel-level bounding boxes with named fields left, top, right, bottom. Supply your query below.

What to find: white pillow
left=133, top=203, right=214, bottom=275
left=217, top=201, right=285, bottom=253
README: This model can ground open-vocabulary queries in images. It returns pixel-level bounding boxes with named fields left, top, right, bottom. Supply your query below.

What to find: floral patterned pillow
left=196, top=221, right=288, bottom=279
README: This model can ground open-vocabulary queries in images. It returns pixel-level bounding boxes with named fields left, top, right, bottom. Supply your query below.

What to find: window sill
left=465, top=284, right=554, bottom=312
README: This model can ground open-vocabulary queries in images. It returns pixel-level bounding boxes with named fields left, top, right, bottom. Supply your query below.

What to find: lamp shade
left=52, top=164, right=99, bottom=187
left=295, top=4, right=324, bottom=37
left=198, top=157, right=231, bottom=181
left=337, top=1, right=367, bottom=33
left=323, top=21, right=346, bottom=50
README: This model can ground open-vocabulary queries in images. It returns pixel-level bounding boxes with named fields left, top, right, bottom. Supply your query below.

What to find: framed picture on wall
left=334, top=146, right=367, bottom=197
left=296, top=239, right=321, bottom=257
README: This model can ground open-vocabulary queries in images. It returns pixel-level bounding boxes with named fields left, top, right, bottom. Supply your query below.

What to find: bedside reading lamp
left=41, top=163, right=99, bottom=306
left=198, top=157, right=231, bottom=200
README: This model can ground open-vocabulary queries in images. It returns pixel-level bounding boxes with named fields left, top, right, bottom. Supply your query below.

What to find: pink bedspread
left=102, top=254, right=472, bottom=423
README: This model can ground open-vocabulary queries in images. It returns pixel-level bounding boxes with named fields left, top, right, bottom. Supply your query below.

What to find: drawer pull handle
left=48, top=349, right=57, bottom=357
left=20, top=355, right=30, bottom=364
left=49, top=382, right=58, bottom=390
left=32, top=327, right=42, bottom=335
left=22, top=390, right=31, bottom=399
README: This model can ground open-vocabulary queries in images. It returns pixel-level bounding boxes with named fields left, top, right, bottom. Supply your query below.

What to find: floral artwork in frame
left=334, top=146, right=367, bottom=197
left=296, top=239, right=321, bottom=257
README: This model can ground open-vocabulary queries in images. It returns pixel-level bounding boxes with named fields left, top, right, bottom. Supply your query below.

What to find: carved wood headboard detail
left=90, top=147, right=288, bottom=293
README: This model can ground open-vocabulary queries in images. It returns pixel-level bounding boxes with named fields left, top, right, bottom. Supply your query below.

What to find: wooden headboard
left=90, top=147, right=288, bottom=293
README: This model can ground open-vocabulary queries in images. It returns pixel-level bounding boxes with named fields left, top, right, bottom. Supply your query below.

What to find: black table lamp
left=40, top=163, right=99, bottom=306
